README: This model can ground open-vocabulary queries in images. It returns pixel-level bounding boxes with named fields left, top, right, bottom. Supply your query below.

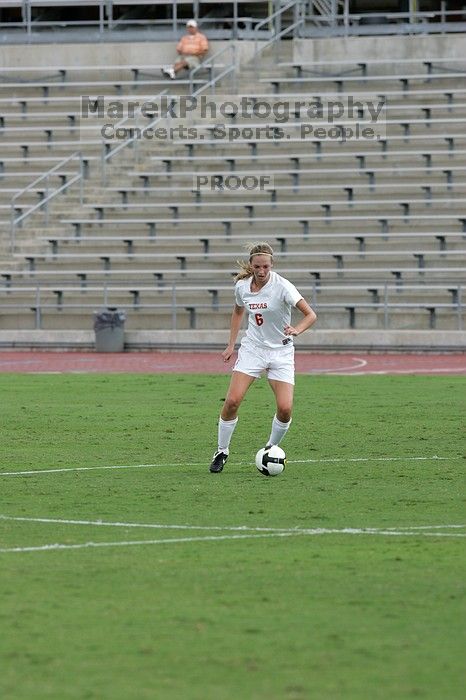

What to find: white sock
left=218, top=416, right=238, bottom=454
left=268, top=415, right=292, bottom=446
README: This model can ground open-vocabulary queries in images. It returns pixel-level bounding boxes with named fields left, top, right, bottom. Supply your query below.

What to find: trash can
left=93, top=307, right=126, bottom=352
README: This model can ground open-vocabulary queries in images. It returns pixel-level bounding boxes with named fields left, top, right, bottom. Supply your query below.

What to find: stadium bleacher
left=0, top=3, right=465, bottom=344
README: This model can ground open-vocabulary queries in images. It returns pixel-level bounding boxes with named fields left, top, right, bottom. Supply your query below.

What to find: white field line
left=0, top=514, right=306, bottom=533
left=383, top=524, right=466, bottom=531
left=288, top=456, right=450, bottom=464
left=0, top=532, right=302, bottom=553
left=307, top=357, right=368, bottom=373
left=0, top=454, right=456, bottom=477
left=332, top=368, right=466, bottom=375
left=1, top=514, right=464, bottom=535
left=1, top=527, right=465, bottom=554
left=0, top=516, right=464, bottom=554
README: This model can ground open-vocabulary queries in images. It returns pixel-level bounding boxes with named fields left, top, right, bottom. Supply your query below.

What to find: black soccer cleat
left=209, top=450, right=228, bottom=473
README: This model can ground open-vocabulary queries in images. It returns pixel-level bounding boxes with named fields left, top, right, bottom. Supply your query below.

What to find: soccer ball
left=255, top=445, right=286, bottom=476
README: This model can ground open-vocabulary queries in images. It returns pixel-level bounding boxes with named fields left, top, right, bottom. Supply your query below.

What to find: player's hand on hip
left=284, top=325, right=298, bottom=336
left=222, top=346, right=235, bottom=362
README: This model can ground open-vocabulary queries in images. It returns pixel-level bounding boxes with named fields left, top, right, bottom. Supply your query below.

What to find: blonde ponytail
left=234, top=241, right=274, bottom=282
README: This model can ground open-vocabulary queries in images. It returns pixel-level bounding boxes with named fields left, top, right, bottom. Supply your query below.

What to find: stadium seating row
left=0, top=283, right=463, bottom=331
left=1, top=53, right=465, bottom=334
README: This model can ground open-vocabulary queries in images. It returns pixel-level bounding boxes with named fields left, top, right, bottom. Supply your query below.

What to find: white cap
left=186, top=19, right=197, bottom=28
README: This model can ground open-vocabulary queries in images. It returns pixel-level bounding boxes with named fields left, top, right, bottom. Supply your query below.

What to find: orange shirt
left=177, top=32, right=209, bottom=56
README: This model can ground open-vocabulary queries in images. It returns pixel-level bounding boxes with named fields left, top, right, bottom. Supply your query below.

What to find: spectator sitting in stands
left=162, top=20, right=209, bottom=80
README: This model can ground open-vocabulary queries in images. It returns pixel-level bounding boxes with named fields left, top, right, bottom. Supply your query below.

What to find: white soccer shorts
left=233, top=337, right=295, bottom=385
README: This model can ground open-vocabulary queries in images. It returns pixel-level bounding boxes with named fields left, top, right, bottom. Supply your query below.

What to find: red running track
left=0, top=351, right=464, bottom=374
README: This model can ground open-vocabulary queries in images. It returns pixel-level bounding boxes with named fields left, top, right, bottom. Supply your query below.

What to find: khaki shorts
left=182, top=55, right=202, bottom=70
left=233, top=337, right=295, bottom=385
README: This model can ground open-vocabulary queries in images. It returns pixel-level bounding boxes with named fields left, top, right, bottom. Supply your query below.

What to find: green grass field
left=1, top=374, right=465, bottom=700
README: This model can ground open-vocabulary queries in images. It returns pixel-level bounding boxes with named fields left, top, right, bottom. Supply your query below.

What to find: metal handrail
left=3, top=0, right=466, bottom=40
left=191, top=44, right=237, bottom=97
left=307, top=1, right=466, bottom=36
left=9, top=90, right=172, bottom=248
left=10, top=151, right=85, bottom=253
left=100, top=88, right=170, bottom=185
left=2, top=0, right=297, bottom=40
left=252, top=0, right=305, bottom=72
left=7, top=48, right=238, bottom=247
left=102, top=47, right=238, bottom=183
left=253, top=0, right=303, bottom=45
left=309, top=10, right=436, bottom=27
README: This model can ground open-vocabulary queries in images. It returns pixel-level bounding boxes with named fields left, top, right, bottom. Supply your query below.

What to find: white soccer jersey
left=234, top=271, right=303, bottom=349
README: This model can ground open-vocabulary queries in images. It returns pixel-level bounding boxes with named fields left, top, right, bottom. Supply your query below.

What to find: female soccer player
left=209, top=242, right=317, bottom=473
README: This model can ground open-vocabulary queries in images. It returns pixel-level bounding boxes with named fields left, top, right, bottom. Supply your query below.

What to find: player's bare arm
left=284, top=299, right=317, bottom=336
left=222, top=304, right=245, bottom=362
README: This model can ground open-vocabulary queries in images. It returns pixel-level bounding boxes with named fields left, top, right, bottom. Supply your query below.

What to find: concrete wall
left=0, top=330, right=465, bottom=351
left=294, top=33, right=466, bottom=65
left=1, top=33, right=465, bottom=70
left=0, top=40, right=256, bottom=69
left=3, top=33, right=464, bottom=74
